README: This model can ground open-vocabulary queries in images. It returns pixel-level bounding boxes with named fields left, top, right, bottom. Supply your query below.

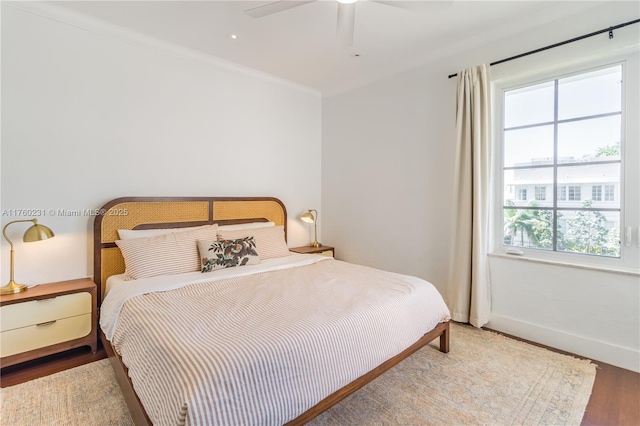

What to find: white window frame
left=492, top=54, right=639, bottom=273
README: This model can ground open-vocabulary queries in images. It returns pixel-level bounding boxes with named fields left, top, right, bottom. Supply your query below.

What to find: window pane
left=504, top=167, right=553, bottom=208
left=504, top=125, right=554, bottom=167
left=557, top=163, right=620, bottom=208
left=558, top=210, right=620, bottom=257
left=558, top=66, right=622, bottom=120
left=503, top=208, right=554, bottom=250
left=558, top=115, right=621, bottom=162
left=504, top=81, right=554, bottom=128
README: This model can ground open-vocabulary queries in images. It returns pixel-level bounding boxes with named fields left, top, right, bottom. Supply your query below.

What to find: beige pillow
left=217, top=221, right=275, bottom=231
left=116, top=224, right=219, bottom=280
left=217, top=225, right=290, bottom=259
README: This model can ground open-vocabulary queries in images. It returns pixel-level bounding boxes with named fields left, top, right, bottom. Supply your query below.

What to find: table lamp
left=1, top=218, right=55, bottom=295
left=301, top=209, right=322, bottom=248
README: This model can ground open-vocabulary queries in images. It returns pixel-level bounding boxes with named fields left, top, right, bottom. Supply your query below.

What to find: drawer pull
left=37, top=297, right=58, bottom=302
left=36, top=320, right=57, bottom=327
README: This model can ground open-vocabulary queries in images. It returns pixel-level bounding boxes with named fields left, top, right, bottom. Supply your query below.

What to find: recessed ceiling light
left=226, top=33, right=239, bottom=40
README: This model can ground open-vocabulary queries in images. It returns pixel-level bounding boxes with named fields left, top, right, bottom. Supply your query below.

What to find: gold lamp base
left=309, top=242, right=322, bottom=248
left=0, top=280, right=28, bottom=295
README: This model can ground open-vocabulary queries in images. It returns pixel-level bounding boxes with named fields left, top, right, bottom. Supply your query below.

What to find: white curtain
left=448, top=64, right=493, bottom=328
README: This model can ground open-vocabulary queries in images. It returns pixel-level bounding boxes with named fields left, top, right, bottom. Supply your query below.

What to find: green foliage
left=595, top=141, right=620, bottom=157
left=503, top=201, right=555, bottom=249
left=561, top=200, right=619, bottom=256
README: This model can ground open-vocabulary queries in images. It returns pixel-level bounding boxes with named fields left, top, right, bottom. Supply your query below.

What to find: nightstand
left=290, top=245, right=335, bottom=257
left=0, top=278, right=97, bottom=368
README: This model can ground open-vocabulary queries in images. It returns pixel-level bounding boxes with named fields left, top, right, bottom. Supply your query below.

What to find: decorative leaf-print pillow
left=197, top=237, right=260, bottom=273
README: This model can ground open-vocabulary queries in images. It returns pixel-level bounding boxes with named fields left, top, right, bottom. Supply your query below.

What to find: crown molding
left=4, top=1, right=320, bottom=98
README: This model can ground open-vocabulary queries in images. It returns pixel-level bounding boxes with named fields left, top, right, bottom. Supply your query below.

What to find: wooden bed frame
left=93, top=196, right=450, bottom=425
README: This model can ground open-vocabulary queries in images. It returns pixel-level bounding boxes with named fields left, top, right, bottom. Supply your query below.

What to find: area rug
left=1, top=323, right=595, bottom=425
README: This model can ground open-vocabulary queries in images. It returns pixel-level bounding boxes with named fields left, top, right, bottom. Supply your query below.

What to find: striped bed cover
left=102, top=256, right=451, bottom=425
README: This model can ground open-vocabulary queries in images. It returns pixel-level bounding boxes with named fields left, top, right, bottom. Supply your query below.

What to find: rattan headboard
left=93, top=197, right=287, bottom=302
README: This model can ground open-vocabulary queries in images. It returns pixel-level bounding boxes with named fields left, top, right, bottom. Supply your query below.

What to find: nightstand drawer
left=0, top=292, right=91, bottom=332
left=318, top=250, right=334, bottom=257
left=0, top=313, right=92, bottom=357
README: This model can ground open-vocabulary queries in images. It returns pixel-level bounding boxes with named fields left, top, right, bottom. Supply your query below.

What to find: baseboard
left=486, top=314, right=640, bottom=373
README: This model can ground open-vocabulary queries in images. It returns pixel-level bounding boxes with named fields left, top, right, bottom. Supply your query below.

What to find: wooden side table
left=0, top=278, right=97, bottom=368
left=290, top=245, right=335, bottom=258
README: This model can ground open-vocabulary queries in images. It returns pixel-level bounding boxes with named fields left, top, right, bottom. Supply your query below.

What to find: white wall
left=1, top=4, right=322, bottom=285
left=322, top=2, right=640, bottom=371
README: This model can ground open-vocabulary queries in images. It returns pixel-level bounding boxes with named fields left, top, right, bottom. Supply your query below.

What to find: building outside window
left=501, top=64, right=622, bottom=257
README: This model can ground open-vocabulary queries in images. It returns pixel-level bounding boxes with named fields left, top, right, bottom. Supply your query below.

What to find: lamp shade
left=23, top=223, right=55, bottom=242
left=301, top=211, right=315, bottom=224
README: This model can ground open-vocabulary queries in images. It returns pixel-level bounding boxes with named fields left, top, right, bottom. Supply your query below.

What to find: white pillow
left=118, top=225, right=209, bottom=240
left=217, top=221, right=275, bottom=231
left=217, top=226, right=290, bottom=260
left=118, top=221, right=274, bottom=239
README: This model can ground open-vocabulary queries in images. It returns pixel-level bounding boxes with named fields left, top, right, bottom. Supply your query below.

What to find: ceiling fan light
left=337, top=0, right=358, bottom=4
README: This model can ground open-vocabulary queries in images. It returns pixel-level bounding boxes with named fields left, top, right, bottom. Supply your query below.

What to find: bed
left=94, top=196, right=451, bottom=425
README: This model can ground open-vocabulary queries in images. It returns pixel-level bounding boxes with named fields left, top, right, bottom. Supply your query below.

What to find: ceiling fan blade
left=244, top=0, right=317, bottom=19
left=336, top=2, right=356, bottom=49
left=371, top=0, right=454, bottom=13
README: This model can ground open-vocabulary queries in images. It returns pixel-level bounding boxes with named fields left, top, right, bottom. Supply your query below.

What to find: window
left=501, top=64, right=622, bottom=257
left=592, top=185, right=602, bottom=201
left=568, top=186, right=581, bottom=201
left=517, top=188, right=527, bottom=201
left=605, top=184, right=615, bottom=201
left=558, top=186, right=567, bottom=201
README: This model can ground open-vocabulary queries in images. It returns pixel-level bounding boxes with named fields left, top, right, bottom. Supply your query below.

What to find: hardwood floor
left=582, top=361, right=640, bottom=426
left=1, top=341, right=638, bottom=425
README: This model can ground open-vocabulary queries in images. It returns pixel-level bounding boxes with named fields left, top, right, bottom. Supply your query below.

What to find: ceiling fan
left=244, top=0, right=451, bottom=49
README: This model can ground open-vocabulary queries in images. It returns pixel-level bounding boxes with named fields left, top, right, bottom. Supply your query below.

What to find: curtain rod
left=447, top=18, right=640, bottom=79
